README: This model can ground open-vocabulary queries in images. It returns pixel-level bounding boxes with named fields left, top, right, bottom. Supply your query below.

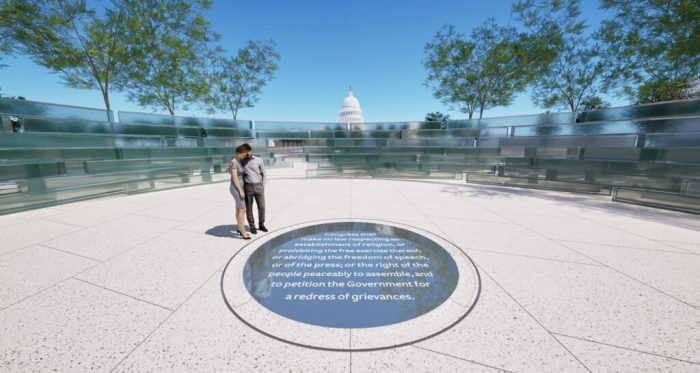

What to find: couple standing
left=228, top=143, right=267, bottom=240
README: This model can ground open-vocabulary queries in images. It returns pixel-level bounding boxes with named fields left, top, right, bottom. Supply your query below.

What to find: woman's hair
left=235, top=145, right=247, bottom=154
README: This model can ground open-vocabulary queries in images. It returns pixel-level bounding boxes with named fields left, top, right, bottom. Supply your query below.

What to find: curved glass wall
left=1, top=98, right=698, bottom=214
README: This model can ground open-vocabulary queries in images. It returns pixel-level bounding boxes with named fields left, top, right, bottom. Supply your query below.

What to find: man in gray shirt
left=240, top=143, right=267, bottom=234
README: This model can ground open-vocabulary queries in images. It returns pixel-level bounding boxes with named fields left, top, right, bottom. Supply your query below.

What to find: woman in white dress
left=228, top=146, right=251, bottom=239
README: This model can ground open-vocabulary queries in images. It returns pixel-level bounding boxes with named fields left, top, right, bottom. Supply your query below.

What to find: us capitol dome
left=337, top=85, right=365, bottom=124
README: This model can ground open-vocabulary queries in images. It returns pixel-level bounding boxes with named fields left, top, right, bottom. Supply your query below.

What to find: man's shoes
left=250, top=227, right=258, bottom=234
left=258, top=225, right=268, bottom=232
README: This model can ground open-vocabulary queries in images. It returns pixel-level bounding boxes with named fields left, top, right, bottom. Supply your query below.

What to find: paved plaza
left=1, top=164, right=699, bottom=372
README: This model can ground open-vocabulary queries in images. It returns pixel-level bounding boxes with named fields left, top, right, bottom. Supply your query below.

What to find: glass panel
left=3, top=99, right=699, bottom=214
left=255, top=130, right=309, bottom=139
left=499, top=135, right=638, bottom=148
left=644, top=132, right=700, bottom=148
left=118, top=111, right=251, bottom=129
left=613, top=188, right=700, bottom=214
left=513, top=116, right=700, bottom=136
left=0, top=98, right=111, bottom=122
left=254, top=121, right=341, bottom=131
left=117, top=111, right=176, bottom=125
left=350, top=122, right=442, bottom=131
left=401, top=128, right=481, bottom=138
left=447, top=112, right=575, bottom=128
left=579, top=99, right=700, bottom=123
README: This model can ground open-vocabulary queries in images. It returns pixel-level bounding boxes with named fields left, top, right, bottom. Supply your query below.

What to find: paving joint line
left=109, top=269, right=220, bottom=372
left=72, top=277, right=175, bottom=312
left=475, top=198, right=700, bottom=312
left=555, top=239, right=699, bottom=255
left=551, top=332, right=700, bottom=366
left=411, top=345, right=514, bottom=373
left=466, top=247, right=604, bottom=267
left=654, top=240, right=700, bottom=255
left=0, top=193, right=191, bottom=259
left=536, top=200, right=700, bottom=250
left=36, top=243, right=103, bottom=263
left=471, top=264, right=593, bottom=373
left=40, top=217, right=91, bottom=228
left=555, top=240, right=700, bottom=311
left=392, top=185, right=592, bottom=373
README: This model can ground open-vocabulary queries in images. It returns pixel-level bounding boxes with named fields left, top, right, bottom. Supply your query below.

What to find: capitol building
left=337, top=85, right=364, bottom=124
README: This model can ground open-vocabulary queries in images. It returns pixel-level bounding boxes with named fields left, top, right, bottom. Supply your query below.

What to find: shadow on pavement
left=206, top=224, right=251, bottom=238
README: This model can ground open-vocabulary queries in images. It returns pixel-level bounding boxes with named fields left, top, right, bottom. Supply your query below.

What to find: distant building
left=337, top=85, right=364, bottom=124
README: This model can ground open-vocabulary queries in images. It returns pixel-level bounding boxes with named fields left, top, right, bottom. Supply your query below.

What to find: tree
left=514, top=0, right=605, bottom=113
left=0, top=9, right=13, bottom=68
left=424, top=20, right=544, bottom=119
left=596, top=0, right=700, bottom=103
left=0, top=24, right=11, bottom=93
left=579, top=96, right=610, bottom=112
left=425, top=111, right=450, bottom=127
left=528, top=44, right=606, bottom=112
left=205, top=40, right=280, bottom=120
left=0, top=0, right=128, bottom=114
left=636, top=79, right=699, bottom=104
left=120, top=0, right=218, bottom=115
left=512, top=0, right=585, bottom=49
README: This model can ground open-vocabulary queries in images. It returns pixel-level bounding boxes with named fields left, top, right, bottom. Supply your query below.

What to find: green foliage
left=0, top=30, right=9, bottom=92
left=514, top=0, right=605, bottom=113
left=636, top=79, right=699, bottom=104
left=0, top=94, right=26, bottom=100
left=424, top=20, right=544, bottom=119
left=512, top=0, right=585, bottom=48
left=205, top=40, right=280, bottom=120
left=0, top=0, right=32, bottom=72
left=596, top=0, right=700, bottom=102
left=425, top=111, right=450, bottom=128
left=0, top=0, right=129, bottom=112
left=0, top=16, right=12, bottom=68
left=579, top=95, right=610, bottom=112
left=528, top=43, right=605, bottom=112
left=425, top=111, right=450, bottom=123
left=120, top=0, right=218, bottom=115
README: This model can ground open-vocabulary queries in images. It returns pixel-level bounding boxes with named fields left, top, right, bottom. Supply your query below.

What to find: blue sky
left=0, top=0, right=622, bottom=122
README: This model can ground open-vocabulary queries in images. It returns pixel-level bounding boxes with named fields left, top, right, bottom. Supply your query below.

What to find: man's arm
left=259, top=157, right=266, bottom=185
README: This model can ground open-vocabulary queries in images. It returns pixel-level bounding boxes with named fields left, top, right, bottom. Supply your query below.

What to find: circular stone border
left=220, top=219, right=481, bottom=352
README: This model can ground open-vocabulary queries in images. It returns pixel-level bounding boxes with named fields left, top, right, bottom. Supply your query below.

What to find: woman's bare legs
left=236, top=208, right=249, bottom=238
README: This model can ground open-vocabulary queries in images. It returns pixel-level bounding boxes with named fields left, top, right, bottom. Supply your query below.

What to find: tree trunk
left=101, top=90, right=112, bottom=121
left=168, top=98, right=175, bottom=116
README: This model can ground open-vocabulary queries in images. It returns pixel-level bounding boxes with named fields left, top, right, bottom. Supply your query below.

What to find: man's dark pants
left=244, top=182, right=265, bottom=227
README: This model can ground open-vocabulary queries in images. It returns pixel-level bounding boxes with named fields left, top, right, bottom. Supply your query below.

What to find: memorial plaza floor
left=1, top=163, right=699, bottom=372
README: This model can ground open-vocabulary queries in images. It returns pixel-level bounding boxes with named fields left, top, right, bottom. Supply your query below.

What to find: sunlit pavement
left=1, top=163, right=699, bottom=372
